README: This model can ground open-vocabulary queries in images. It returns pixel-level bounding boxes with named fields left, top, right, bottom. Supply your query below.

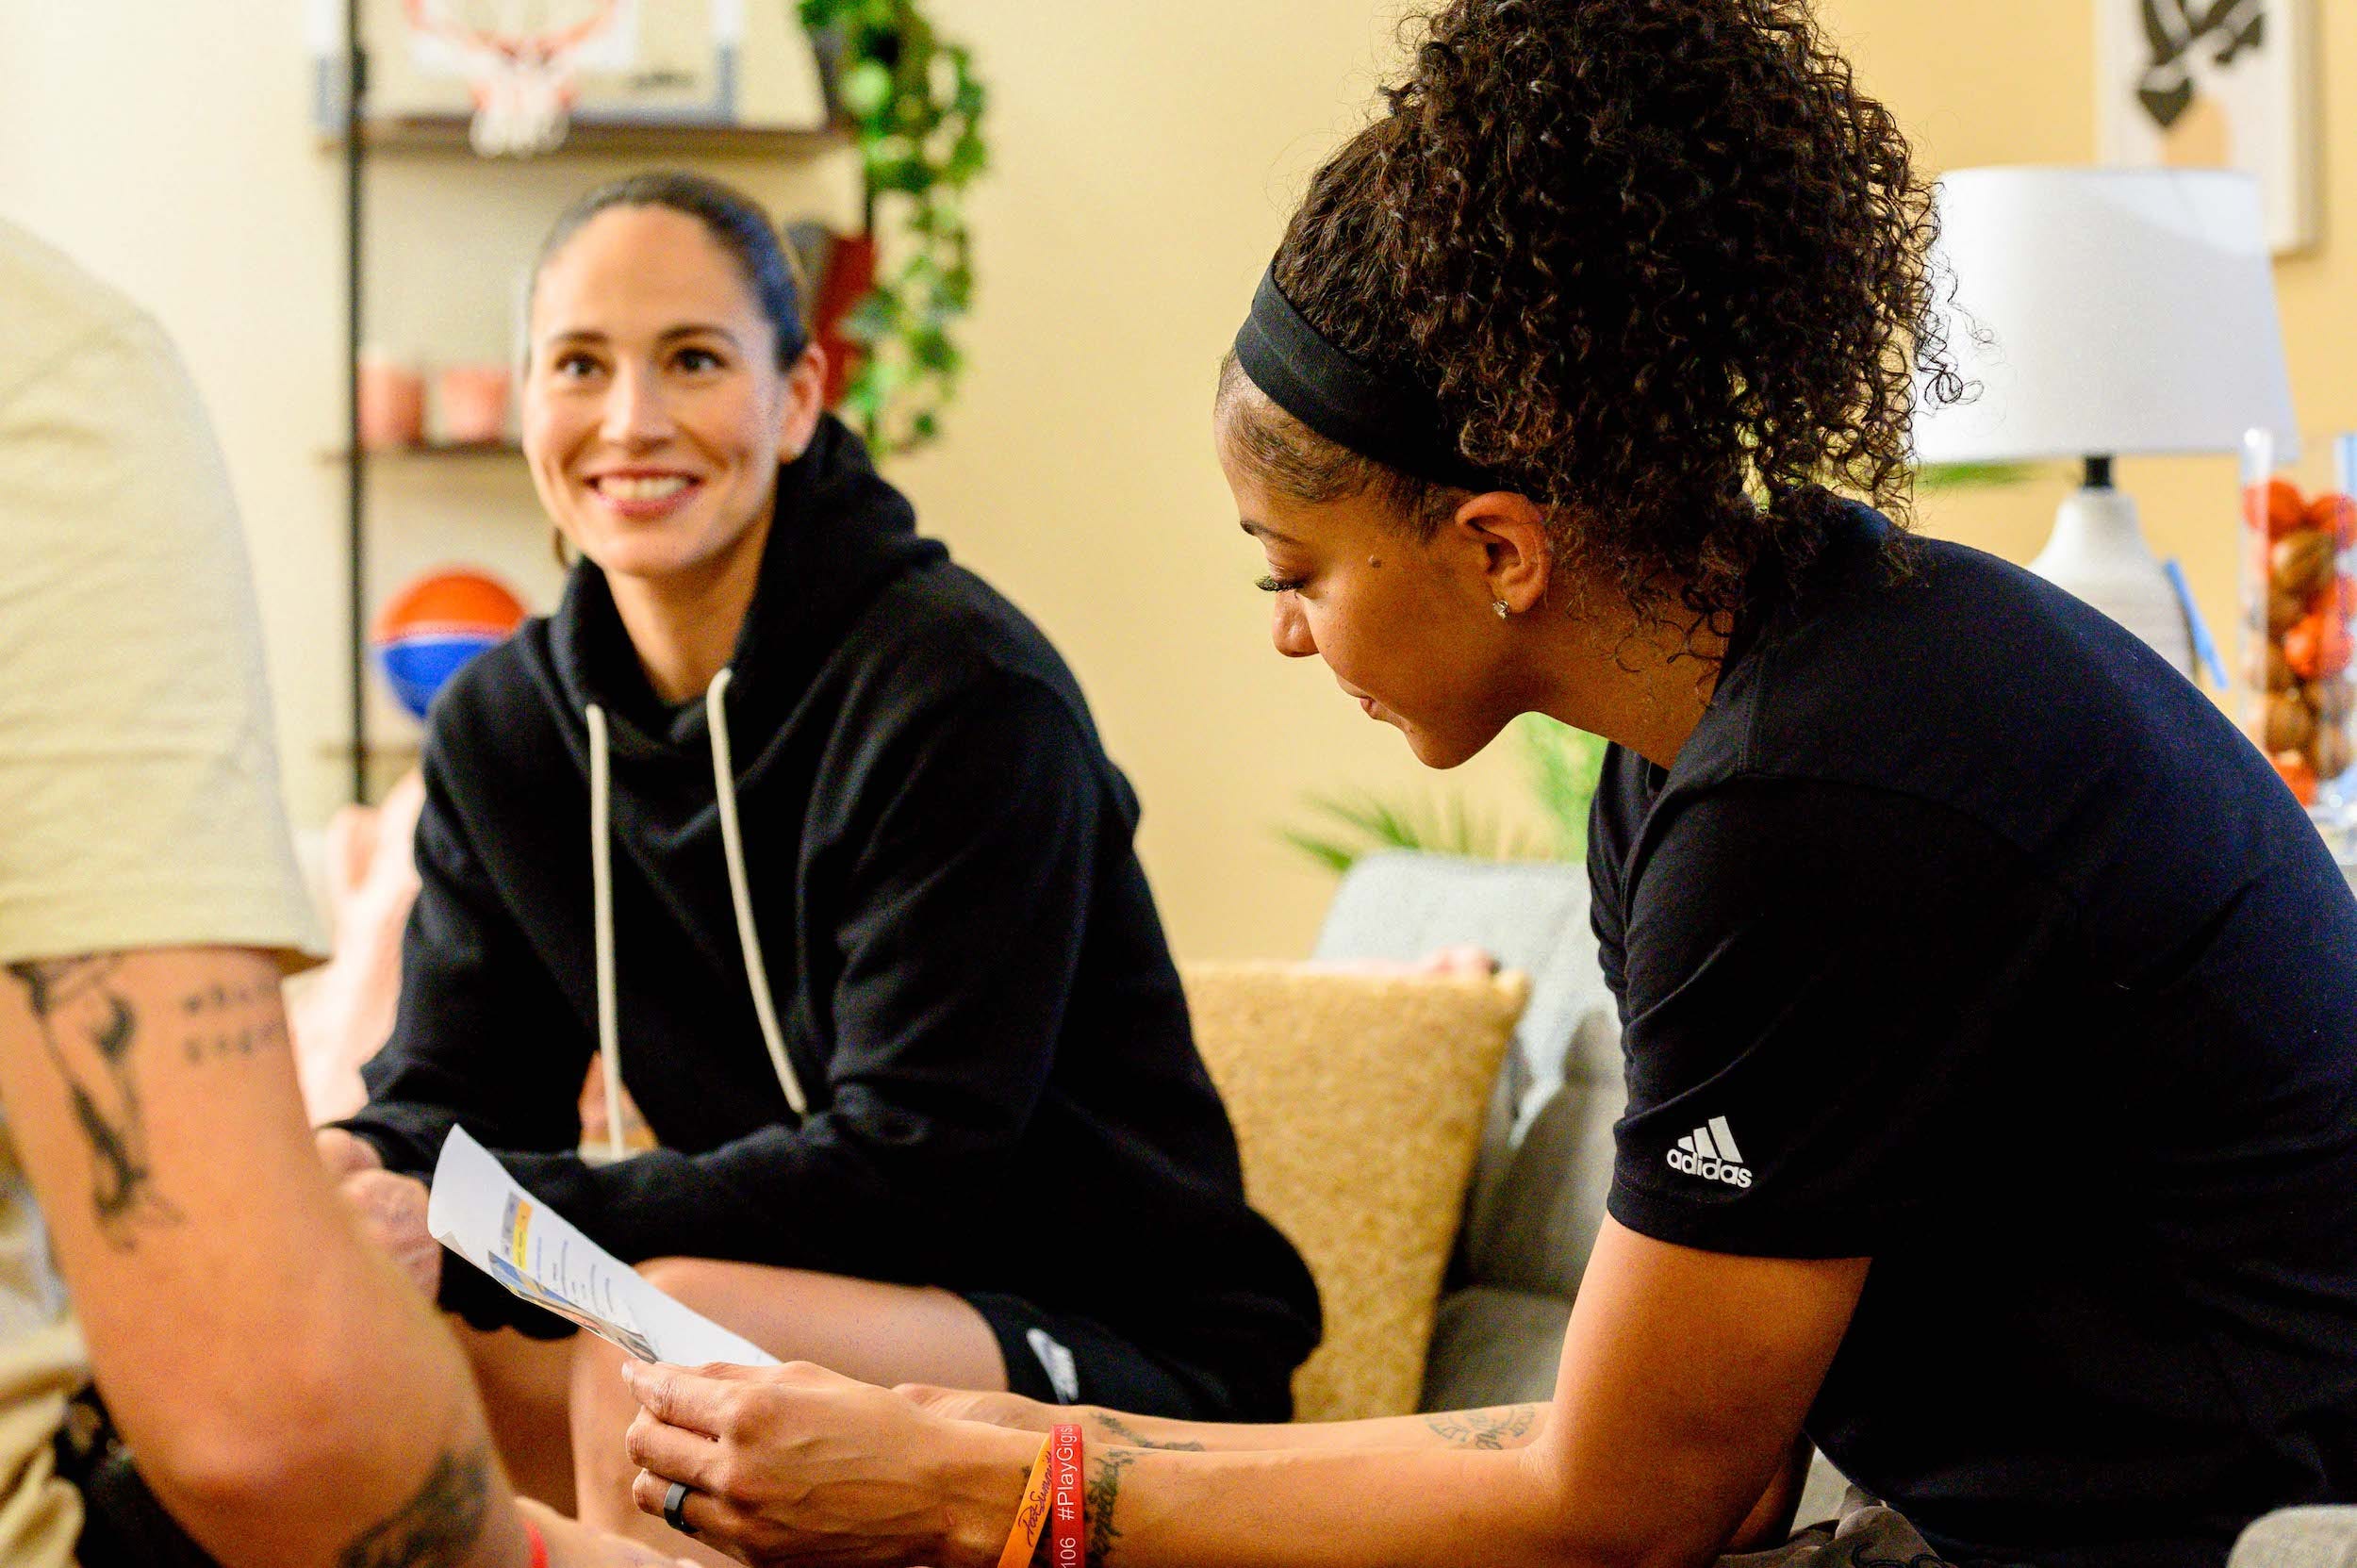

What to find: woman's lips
left=587, top=472, right=702, bottom=520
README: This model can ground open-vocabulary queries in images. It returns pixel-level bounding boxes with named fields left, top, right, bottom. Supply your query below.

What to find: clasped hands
left=317, top=1127, right=443, bottom=1300
left=618, top=1359, right=1057, bottom=1568
left=314, top=1128, right=1053, bottom=1566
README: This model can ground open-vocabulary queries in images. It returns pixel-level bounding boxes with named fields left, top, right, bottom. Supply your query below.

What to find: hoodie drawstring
left=703, top=668, right=808, bottom=1116
left=587, top=703, right=624, bottom=1161
left=584, top=673, right=809, bottom=1161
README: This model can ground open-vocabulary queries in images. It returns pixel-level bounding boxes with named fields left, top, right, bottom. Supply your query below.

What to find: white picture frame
left=2097, top=0, right=2319, bottom=255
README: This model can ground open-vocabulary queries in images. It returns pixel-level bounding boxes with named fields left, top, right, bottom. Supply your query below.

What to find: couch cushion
left=1463, top=1015, right=1626, bottom=1300
left=1311, top=852, right=1624, bottom=1310
left=1418, top=1284, right=1570, bottom=1411
left=1312, top=852, right=1610, bottom=1115
left=1182, top=963, right=1527, bottom=1423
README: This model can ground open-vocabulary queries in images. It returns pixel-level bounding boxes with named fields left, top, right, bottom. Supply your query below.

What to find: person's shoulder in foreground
left=1593, top=500, right=2357, bottom=1568
left=0, top=219, right=322, bottom=966
left=0, top=219, right=673, bottom=1568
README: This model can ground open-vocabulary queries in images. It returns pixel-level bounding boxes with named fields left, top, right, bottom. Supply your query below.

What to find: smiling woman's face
left=1219, top=425, right=1528, bottom=770
left=523, top=204, right=804, bottom=589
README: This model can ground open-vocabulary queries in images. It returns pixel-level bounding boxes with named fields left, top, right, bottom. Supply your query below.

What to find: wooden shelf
left=321, top=439, right=522, bottom=464
left=324, top=116, right=849, bottom=159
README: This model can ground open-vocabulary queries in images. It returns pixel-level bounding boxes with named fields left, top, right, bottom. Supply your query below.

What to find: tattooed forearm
left=1094, top=1411, right=1206, bottom=1451
left=6, top=957, right=180, bottom=1246
left=1080, top=1447, right=1140, bottom=1568
left=1423, top=1403, right=1540, bottom=1450
left=179, top=979, right=288, bottom=1062
left=336, top=1445, right=493, bottom=1568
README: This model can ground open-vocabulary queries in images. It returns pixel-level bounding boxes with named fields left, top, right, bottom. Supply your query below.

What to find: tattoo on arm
left=1081, top=1447, right=1140, bottom=1568
left=1093, top=1411, right=1205, bottom=1452
left=6, top=957, right=180, bottom=1246
left=336, top=1445, right=493, bottom=1568
left=1422, top=1404, right=1539, bottom=1450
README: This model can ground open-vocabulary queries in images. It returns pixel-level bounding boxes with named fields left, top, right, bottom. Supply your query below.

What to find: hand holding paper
left=427, top=1125, right=778, bottom=1367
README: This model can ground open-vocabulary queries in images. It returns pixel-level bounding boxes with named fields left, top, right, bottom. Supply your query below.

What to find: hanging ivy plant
left=800, top=0, right=986, bottom=455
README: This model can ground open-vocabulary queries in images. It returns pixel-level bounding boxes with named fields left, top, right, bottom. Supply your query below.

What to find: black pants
left=56, top=1387, right=219, bottom=1568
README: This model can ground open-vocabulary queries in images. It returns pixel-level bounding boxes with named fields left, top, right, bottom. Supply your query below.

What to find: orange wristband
left=1048, top=1421, right=1084, bottom=1568
left=521, top=1515, right=548, bottom=1568
left=996, top=1435, right=1057, bottom=1568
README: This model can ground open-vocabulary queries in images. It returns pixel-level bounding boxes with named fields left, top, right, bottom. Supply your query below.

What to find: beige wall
left=1, top=2, right=2349, bottom=961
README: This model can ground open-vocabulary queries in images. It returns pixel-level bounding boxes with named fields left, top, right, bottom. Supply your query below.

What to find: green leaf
left=1914, top=460, right=2041, bottom=491
left=841, top=58, right=894, bottom=117
left=1514, top=713, right=1606, bottom=860
left=1279, top=830, right=1362, bottom=876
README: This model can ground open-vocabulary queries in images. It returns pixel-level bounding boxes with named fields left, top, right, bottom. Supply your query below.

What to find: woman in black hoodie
left=315, top=172, right=1317, bottom=1553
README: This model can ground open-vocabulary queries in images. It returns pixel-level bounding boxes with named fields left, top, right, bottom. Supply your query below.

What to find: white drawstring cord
left=705, top=668, right=808, bottom=1116
left=586, top=703, right=626, bottom=1162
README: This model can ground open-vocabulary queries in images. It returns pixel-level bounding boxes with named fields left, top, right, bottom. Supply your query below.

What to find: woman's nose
left=1271, top=596, right=1316, bottom=659
left=600, top=363, right=673, bottom=444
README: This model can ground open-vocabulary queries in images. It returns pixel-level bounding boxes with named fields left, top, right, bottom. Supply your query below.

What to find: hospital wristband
left=997, top=1435, right=1057, bottom=1568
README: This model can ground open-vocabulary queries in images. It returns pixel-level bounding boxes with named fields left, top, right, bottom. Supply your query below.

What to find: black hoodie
left=341, top=418, right=1319, bottom=1408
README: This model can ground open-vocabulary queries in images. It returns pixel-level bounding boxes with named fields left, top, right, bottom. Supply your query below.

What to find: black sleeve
left=487, top=674, right=1101, bottom=1279
left=1605, top=777, right=2072, bottom=1258
left=335, top=734, right=594, bottom=1332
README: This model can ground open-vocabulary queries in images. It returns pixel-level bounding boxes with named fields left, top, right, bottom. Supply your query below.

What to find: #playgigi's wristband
left=997, top=1435, right=1057, bottom=1568
left=521, top=1515, right=548, bottom=1568
left=1049, top=1421, right=1085, bottom=1567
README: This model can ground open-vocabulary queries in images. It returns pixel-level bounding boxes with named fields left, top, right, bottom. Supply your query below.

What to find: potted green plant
left=799, top=0, right=986, bottom=456
left=1285, top=715, right=1608, bottom=873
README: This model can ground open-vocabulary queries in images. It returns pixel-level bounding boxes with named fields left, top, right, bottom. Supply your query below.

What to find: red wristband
left=1048, top=1421, right=1084, bottom=1568
left=521, top=1515, right=548, bottom=1568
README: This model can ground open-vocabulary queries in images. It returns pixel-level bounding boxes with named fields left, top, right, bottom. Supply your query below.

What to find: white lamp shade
left=1912, top=167, right=2298, bottom=464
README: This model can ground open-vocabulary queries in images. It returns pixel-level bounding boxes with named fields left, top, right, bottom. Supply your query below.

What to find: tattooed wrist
left=1422, top=1404, right=1540, bottom=1450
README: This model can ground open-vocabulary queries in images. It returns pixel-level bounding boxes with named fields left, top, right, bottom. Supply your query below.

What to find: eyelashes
left=1254, top=575, right=1306, bottom=594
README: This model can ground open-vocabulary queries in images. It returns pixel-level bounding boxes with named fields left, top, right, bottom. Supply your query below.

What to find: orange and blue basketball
left=371, top=569, right=527, bottom=718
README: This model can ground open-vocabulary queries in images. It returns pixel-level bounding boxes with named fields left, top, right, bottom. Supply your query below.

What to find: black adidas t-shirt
left=1592, top=504, right=2357, bottom=1568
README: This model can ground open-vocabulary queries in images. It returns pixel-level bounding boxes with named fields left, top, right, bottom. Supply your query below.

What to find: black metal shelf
left=333, top=29, right=846, bottom=802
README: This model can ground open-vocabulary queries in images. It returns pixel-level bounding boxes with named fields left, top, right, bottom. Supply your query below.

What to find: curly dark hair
left=1218, top=0, right=1959, bottom=640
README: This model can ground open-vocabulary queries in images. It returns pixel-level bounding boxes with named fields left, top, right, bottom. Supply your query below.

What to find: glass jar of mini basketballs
left=2240, top=429, right=2357, bottom=851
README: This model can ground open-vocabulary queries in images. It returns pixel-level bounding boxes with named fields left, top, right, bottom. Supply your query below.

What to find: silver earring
left=1492, top=599, right=1511, bottom=619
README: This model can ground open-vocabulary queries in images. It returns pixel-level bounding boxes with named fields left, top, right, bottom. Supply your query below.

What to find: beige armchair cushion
left=1181, top=963, right=1529, bottom=1423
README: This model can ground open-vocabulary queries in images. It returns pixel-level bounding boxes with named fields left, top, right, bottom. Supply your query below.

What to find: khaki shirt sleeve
left=0, top=1321, right=85, bottom=1568
left=0, top=309, right=322, bottom=968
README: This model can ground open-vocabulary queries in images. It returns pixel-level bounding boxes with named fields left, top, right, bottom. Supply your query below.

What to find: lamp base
left=2026, top=485, right=2194, bottom=677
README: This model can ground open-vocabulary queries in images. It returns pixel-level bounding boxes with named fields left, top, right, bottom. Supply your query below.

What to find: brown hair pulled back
left=1221, top=0, right=1960, bottom=638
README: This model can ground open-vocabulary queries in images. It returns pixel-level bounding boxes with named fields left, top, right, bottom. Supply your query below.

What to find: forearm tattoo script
left=6, top=956, right=180, bottom=1246
left=1093, top=1411, right=1206, bottom=1451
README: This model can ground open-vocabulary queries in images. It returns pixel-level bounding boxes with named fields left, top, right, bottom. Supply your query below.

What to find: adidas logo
left=1666, top=1115, right=1753, bottom=1188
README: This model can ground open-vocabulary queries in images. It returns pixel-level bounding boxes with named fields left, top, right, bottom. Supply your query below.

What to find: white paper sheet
left=427, top=1126, right=778, bottom=1367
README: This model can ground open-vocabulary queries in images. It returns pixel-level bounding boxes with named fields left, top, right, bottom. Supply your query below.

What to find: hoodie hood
left=519, top=414, right=949, bottom=1147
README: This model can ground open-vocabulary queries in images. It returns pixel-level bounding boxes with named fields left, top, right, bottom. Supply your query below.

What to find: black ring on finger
left=662, top=1478, right=697, bottom=1537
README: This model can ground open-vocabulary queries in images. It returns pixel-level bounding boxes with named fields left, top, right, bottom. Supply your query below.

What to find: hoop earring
left=551, top=527, right=574, bottom=568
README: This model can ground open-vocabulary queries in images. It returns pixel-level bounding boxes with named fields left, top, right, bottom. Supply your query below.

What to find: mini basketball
left=371, top=568, right=527, bottom=718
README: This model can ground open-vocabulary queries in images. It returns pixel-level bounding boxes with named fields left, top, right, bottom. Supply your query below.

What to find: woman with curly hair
left=614, top=3, right=2357, bottom=1564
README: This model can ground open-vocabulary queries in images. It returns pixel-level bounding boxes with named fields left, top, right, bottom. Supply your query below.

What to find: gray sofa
left=1310, top=849, right=2346, bottom=1562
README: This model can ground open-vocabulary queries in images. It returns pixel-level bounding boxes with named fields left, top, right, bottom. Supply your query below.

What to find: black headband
left=1231, top=266, right=1498, bottom=492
